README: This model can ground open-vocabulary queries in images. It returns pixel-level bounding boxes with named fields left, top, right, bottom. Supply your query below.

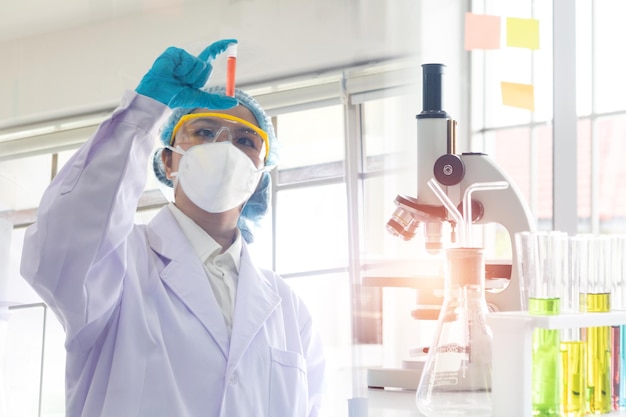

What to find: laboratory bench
left=366, top=389, right=626, bottom=416
left=357, top=309, right=626, bottom=417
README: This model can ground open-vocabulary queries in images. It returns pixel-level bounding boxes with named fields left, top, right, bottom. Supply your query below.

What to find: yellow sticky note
left=464, top=12, right=501, bottom=50
left=506, top=17, right=540, bottom=50
left=501, top=81, right=535, bottom=111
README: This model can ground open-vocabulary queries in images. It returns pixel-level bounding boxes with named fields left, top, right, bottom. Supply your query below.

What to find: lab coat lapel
left=147, top=208, right=230, bottom=358
left=228, top=243, right=281, bottom=369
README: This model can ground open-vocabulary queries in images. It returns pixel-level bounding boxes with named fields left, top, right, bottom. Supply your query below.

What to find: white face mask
left=168, top=142, right=264, bottom=213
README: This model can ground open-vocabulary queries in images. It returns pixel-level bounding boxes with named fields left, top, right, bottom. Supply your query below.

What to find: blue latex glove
left=136, top=39, right=238, bottom=109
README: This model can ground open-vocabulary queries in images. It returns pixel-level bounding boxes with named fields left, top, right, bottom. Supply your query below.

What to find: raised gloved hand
left=136, top=39, right=238, bottom=109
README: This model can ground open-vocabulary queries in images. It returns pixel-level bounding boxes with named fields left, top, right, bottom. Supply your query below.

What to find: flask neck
left=447, top=285, right=485, bottom=295
left=444, top=286, right=489, bottom=309
left=445, top=247, right=485, bottom=293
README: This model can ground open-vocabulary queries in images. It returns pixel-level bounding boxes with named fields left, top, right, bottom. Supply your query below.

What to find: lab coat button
left=230, top=374, right=238, bottom=385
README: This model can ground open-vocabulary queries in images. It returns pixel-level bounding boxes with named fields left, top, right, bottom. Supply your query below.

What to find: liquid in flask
left=416, top=247, right=493, bottom=417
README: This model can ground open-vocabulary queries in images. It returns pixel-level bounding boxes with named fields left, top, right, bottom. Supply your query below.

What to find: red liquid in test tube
left=225, top=43, right=237, bottom=97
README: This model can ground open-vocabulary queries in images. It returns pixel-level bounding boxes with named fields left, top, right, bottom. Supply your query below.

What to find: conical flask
left=416, top=247, right=493, bottom=417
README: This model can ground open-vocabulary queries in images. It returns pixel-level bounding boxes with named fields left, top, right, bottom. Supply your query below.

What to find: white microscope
left=385, top=63, right=535, bottom=314
left=367, top=64, right=535, bottom=390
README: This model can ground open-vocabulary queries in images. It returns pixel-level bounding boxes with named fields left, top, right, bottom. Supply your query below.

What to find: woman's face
left=162, top=104, right=265, bottom=181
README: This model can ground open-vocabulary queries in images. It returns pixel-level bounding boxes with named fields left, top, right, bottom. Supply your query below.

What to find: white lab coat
left=20, top=91, right=325, bottom=417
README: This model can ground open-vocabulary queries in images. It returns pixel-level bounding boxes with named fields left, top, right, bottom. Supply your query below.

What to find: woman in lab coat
left=20, top=39, right=325, bottom=417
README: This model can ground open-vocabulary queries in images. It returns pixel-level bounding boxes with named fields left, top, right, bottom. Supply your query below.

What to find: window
left=472, top=0, right=626, bottom=235
left=0, top=155, right=52, bottom=212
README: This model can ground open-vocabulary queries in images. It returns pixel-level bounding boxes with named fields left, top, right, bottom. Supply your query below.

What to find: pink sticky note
left=501, top=81, right=535, bottom=111
left=464, top=12, right=501, bottom=50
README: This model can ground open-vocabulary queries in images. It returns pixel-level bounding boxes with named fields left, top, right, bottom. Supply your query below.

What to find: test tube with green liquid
left=580, top=235, right=612, bottom=414
left=516, top=231, right=566, bottom=417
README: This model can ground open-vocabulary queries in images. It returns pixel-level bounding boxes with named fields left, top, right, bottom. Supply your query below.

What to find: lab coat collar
left=146, top=207, right=230, bottom=358
left=166, top=202, right=242, bottom=270
left=228, top=243, right=281, bottom=371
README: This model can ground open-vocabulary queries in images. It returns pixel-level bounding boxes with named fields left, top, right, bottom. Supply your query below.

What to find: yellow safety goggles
left=170, top=112, right=270, bottom=163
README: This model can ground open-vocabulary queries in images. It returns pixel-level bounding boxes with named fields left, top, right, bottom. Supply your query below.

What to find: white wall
left=0, top=0, right=439, bottom=124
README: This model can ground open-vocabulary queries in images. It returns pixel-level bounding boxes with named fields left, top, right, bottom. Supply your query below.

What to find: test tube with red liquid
left=225, top=43, right=237, bottom=97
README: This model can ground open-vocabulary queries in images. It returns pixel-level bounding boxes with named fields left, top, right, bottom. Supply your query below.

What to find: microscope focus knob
left=433, top=154, right=465, bottom=186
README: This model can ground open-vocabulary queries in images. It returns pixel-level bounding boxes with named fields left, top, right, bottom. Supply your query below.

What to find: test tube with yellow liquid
left=580, top=235, right=612, bottom=414
left=560, top=339, right=586, bottom=416
left=561, top=236, right=587, bottom=417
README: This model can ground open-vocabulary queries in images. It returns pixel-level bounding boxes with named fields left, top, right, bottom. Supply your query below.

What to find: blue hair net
left=152, top=86, right=278, bottom=243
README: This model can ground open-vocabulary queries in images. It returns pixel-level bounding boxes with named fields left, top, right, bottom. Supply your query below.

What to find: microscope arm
left=455, top=153, right=536, bottom=312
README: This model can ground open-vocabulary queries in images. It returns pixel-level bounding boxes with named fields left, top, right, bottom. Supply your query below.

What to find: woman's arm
left=20, top=91, right=170, bottom=344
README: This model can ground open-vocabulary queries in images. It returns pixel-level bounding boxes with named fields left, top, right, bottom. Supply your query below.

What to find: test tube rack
left=487, top=310, right=626, bottom=417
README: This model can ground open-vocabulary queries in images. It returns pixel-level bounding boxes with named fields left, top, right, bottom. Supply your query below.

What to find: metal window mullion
left=552, top=0, right=578, bottom=235
left=342, top=78, right=367, bottom=398
left=590, top=1, right=599, bottom=234
left=8, top=302, right=47, bottom=417
left=530, top=127, right=538, bottom=218
left=590, top=118, right=599, bottom=234
left=343, top=97, right=365, bottom=290
left=530, top=0, right=538, bottom=224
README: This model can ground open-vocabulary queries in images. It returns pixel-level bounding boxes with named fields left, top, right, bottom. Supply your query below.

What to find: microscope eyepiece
left=420, top=63, right=447, bottom=117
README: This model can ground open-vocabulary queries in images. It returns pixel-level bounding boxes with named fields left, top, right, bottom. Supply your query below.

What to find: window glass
left=595, top=115, right=626, bottom=232
left=286, top=272, right=352, bottom=351
left=593, top=0, right=626, bottom=113
left=286, top=272, right=353, bottom=417
left=5, top=306, right=66, bottom=417
left=575, top=117, right=626, bottom=235
left=577, top=118, right=592, bottom=232
left=274, top=105, right=344, bottom=173
left=40, top=310, right=66, bottom=416
left=480, top=0, right=553, bottom=129
left=3, top=226, right=66, bottom=417
left=245, top=204, right=274, bottom=272
left=576, top=0, right=592, bottom=117
left=134, top=207, right=161, bottom=225
left=0, top=155, right=52, bottom=212
left=491, top=125, right=553, bottom=228
left=362, top=94, right=417, bottom=171
left=274, top=183, right=348, bottom=275
left=362, top=97, right=419, bottom=262
left=5, top=304, right=46, bottom=416
left=56, top=148, right=74, bottom=171
left=488, top=129, right=531, bottom=206
left=5, top=228, right=38, bottom=304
